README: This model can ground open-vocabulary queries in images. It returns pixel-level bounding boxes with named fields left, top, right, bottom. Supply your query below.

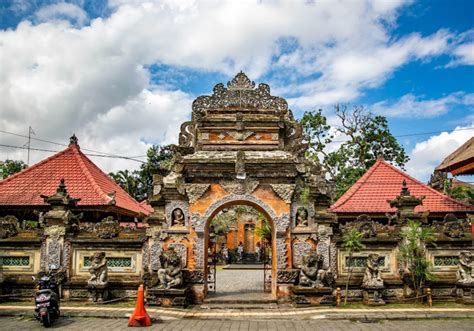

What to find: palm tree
left=342, top=228, right=365, bottom=305
left=399, top=219, right=436, bottom=300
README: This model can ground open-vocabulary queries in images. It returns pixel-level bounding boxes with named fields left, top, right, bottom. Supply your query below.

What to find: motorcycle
left=32, top=266, right=64, bottom=327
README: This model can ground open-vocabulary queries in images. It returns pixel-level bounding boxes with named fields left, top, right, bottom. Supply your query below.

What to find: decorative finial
left=227, top=71, right=255, bottom=90
left=69, top=134, right=79, bottom=147
left=57, top=178, right=67, bottom=194
left=400, top=180, right=409, bottom=196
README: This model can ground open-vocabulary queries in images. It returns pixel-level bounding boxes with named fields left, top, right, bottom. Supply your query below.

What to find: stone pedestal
left=362, top=286, right=385, bottom=306
left=291, top=286, right=334, bottom=307
left=455, top=283, right=474, bottom=304
left=146, top=287, right=190, bottom=308
left=87, top=283, right=109, bottom=303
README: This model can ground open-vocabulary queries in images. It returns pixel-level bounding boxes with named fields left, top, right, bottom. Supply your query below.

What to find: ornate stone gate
left=145, top=72, right=335, bottom=301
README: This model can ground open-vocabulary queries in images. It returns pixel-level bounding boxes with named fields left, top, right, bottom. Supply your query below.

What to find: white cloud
left=371, top=92, right=474, bottom=118
left=35, top=3, right=89, bottom=27
left=406, top=125, right=474, bottom=181
left=448, top=42, right=474, bottom=67
left=0, top=0, right=469, bottom=173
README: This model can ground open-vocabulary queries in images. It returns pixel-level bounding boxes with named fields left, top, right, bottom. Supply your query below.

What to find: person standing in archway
left=255, top=242, right=261, bottom=262
left=237, top=242, right=244, bottom=262
left=221, top=243, right=229, bottom=264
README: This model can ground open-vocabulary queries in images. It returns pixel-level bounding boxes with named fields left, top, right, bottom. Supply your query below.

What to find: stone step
left=199, top=302, right=279, bottom=310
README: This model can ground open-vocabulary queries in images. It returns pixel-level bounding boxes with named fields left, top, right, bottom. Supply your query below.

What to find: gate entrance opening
left=203, top=203, right=275, bottom=300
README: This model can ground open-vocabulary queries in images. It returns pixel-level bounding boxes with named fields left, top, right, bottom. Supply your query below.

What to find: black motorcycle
left=32, top=267, right=64, bottom=327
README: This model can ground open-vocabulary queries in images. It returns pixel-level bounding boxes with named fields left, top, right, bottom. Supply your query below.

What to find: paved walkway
left=2, top=305, right=474, bottom=320
left=1, top=316, right=473, bottom=330
left=214, top=269, right=265, bottom=293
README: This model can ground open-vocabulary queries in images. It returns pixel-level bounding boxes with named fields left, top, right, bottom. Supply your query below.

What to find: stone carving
left=150, top=241, right=163, bottom=271
left=44, top=225, right=66, bottom=238
left=277, top=270, right=299, bottom=284
left=0, top=215, right=20, bottom=238
left=227, top=130, right=254, bottom=141
left=47, top=240, right=61, bottom=270
left=275, top=214, right=290, bottom=234
left=428, top=170, right=447, bottom=192
left=291, top=202, right=315, bottom=226
left=142, top=241, right=150, bottom=270
left=276, top=236, right=287, bottom=269
left=166, top=201, right=189, bottom=227
left=40, top=240, right=47, bottom=271
left=292, top=241, right=313, bottom=268
left=191, top=214, right=206, bottom=233
left=178, top=121, right=195, bottom=148
left=220, top=179, right=259, bottom=195
left=341, top=215, right=396, bottom=239
left=295, top=207, right=308, bottom=227
left=183, top=270, right=205, bottom=284
left=362, top=253, right=384, bottom=288
left=192, top=72, right=288, bottom=120
left=171, top=208, right=185, bottom=227
left=433, top=214, right=471, bottom=238
left=40, top=178, right=81, bottom=230
left=228, top=71, right=256, bottom=89
left=330, top=242, right=337, bottom=278
left=193, top=235, right=205, bottom=268
left=198, top=194, right=278, bottom=225
left=62, top=240, right=72, bottom=277
left=270, top=184, right=295, bottom=203
left=94, top=216, right=121, bottom=239
left=298, top=249, right=332, bottom=288
left=284, top=120, right=308, bottom=159
left=169, top=243, right=187, bottom=268
left=456, top=251, right=474, bottom=286
left=157, top=247, right=183, bottom=289
left=185, top=184, right=210, bottom=203
left=316, top=225, right=332, bottom=270
left=388, top=180, right=425, bottom=218
left=87, top=252, right=109, bottom=302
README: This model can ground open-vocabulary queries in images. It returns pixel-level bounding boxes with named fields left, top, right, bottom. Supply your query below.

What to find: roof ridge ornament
left=227, top=71, right=255, bottom=90
left=69, top=134, right=79, bottom=147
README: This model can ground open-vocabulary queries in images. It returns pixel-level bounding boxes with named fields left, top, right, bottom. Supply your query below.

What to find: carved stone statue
left=157, top=247, right=183, bottom=289
left=171, top=208, right=185, bottom=227
left=362, top=253, right=384, bottom=288
left=457, top=251, right=474, bottom=286
left=299, top=250, right=330, bottom=288
left=295, top=208, right=308, bottom=227
left=87, top=252, right=109, bottom=302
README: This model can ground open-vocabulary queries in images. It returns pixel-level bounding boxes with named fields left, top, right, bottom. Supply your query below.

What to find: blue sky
left=0, top=0, right=473, bottom=181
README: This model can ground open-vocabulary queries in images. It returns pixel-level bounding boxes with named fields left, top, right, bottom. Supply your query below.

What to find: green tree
left=254, top=216, right=272, bottom=243
left=300, top=105, right=409, bottom=198
left=449, top=186, right=474, bottom=205
left=0, top=159, right=27, bottom=179
left=342, top=228, right=365, bottom=305
left=108, top=170, right=139, bottom=197
left=108, top=144, right=174, bottom=201
left=399, top=219, right=436, bottom=301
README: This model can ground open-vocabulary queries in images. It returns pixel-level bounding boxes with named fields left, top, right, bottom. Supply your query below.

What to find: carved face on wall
left=460, top=251, right=472, bottom=264
left=172, top=208, right=185, bottom=226
left=296, top=208, right=308, bottom=226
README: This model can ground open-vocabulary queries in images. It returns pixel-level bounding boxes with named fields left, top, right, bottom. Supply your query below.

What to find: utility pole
left=26, top=126, right=35, bottom=167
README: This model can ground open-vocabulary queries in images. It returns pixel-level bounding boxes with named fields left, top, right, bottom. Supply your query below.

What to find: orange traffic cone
left=128, top=285, right=152, bottom=327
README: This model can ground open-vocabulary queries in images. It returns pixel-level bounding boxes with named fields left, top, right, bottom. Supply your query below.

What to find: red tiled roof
left=139, top=199, right=154, bottom=214
left=0, top=142, right=151, bottom=216
left=330, top=159, right=474, bottom=214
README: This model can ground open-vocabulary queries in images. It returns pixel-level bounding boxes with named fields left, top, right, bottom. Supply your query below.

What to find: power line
left=0, top=143, right=146, bottom=163
left=0, top=129, right=147, bottom=159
